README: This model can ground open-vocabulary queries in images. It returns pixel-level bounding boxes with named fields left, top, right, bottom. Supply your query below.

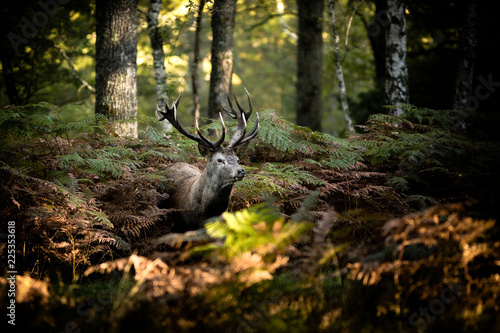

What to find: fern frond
left=86, top=209, right=114, bottom=228
left=321, top=149, right=365, bottom=171
left=387, top=176, right=409, bottom=191
left=138, top=149, right=169, bottom=162
left=200, top=204, right=311, bottom=259
left=94, top=230, right=131, bottom=251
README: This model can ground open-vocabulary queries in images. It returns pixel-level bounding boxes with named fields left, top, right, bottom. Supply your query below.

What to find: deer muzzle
left=235, top=168, right=246, bottom=181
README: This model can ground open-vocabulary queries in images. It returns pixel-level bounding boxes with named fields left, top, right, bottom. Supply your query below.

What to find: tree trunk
left=146, top=0, right=171, bottom=131
left=328, top=0, right=355, bottom=134
left=385, top=0, right=408, bottom=115
left=208, top=0, right=236, bottom=119
left=191, top=0, right=206, bottom=123
left=453, top=0, right=477, bottom=110
left=95, top=0, right=138, bottom=138
left=296, top=0, right=324, bottom=132
left=0, top=52, right=20, bottom=105
left=364, top=0, right=388, bottom=89
left=0, top=8, right=21, bottom=105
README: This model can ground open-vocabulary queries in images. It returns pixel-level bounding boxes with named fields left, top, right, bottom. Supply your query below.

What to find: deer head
left=156, top=89, right=259, bottom=181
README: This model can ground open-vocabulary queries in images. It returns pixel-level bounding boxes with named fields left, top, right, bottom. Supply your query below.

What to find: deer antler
left=222, top=88, right=260, bottom=149
left=156, top=93, right=226, bottom=152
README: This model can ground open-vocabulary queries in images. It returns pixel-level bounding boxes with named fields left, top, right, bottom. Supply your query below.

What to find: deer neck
left=191, top=165, right=233, bottom=217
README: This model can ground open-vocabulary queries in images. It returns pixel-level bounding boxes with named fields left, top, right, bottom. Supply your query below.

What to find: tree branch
left=345, top=0, right=366, bottom=49
left=56, top=46, right=95, bottom=93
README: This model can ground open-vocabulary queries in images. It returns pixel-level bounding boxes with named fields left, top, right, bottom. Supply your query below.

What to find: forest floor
left=1, top=103, right=499, bottom=332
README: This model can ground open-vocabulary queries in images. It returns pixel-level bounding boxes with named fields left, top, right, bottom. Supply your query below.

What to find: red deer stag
left=156, top=89, right=259, bottom=229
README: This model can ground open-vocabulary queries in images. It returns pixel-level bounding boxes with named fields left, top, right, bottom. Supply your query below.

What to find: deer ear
left=197, top=143, right=212, bottom=157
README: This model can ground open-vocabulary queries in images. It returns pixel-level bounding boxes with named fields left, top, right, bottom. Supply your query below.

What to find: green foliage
left=228, top=106, right=498, bottom=213
left=59, top=147, right=143, bottom=179
left=253, top=110, right=352, bottom=160
left=197, top=204, right=312, bottom=258
left=234, top=162, right=323, bottom=202
left=319, top=148, right=365, bottom=171
left=353, top=106, right=499, bottom=204
left=2, top=101, right=498, bottom=333
left=0, top=103, right=179, bottom=280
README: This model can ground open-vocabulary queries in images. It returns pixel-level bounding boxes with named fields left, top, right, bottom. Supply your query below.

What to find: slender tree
left=191, top=0, right=206, bottom=123
left=145, top=0, right=171, bottom=131
left=385, top=0, right=408, bottom=115
left=327, top=0, right=355, bottom=134
left=208, top=0, right=236, bottom=119
left=95, top=0, right=138, bottom=138
left=296, top=0, right=324, bottom=132
left=453, top=0, right=477, bottom=110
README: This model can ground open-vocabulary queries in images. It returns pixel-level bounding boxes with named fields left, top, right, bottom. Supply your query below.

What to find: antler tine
left=222, top=88, right=253, bottom=121
left=195, top=114, right=226, bottom=151
left=227, top=101, right=247, bottom=148
left=226, top=89, right=260, bottom=149
left=238, top=112, right=259, bottom=145
left=222, top=93, right=238, bottom=119
left=157, top=92, right=225, bottom=151
left=155, top=104, right=165, bottom=121
left=213, top=113, right=227, bottom=148
left=234, top=87, right=253, bottom=120
left=166, top=94, right=201, bottom=143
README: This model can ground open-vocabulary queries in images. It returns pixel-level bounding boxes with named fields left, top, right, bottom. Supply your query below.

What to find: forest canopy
left=1, top=0, right=499, bottom=133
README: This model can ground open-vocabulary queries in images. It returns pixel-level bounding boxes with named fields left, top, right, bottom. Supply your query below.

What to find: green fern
left=352, top=106, right=500, bottom=207
left=234, top=162, right=323, bottom=202
left=386, top=176, right=409, bottom=192
left=138, top=149, right=170, bottom=162
left=321, top=148, right=365, bottom=171
left=196, top=204, right=312, bottom=258
left=59, top=147, right=143, bottom=179
left=251, top=110, right=322, bottom=156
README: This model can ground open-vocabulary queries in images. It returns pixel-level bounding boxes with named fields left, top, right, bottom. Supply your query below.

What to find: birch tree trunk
left=385, top=0, right=408, bottom=115
left=296, top=0, right=324, bottom=132
left=453, top=0, right=477, bottom=110
left=95, top=0, right=138, bottom=138
left=208, top=0, right=236, bottom=119
left=146, top=0, right=171, bottom=131
left=191, top=0, right=206, bottom=123
left=328, top=0, right=355, bottom=134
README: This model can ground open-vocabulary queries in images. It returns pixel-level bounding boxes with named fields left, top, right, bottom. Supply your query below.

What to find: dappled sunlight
left=1, top=102, right=498, bottom=331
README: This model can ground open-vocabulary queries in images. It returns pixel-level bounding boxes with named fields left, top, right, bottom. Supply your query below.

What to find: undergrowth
left=0, top=103, right=498, bottom=332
